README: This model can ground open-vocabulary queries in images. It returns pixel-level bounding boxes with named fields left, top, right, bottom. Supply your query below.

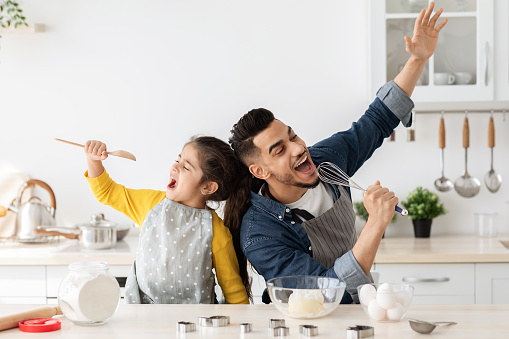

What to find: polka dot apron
left=124, top=199, right=215, bottom=304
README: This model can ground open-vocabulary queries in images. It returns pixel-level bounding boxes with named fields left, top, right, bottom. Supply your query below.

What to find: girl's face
left=166, top=143, right=208, bottom=209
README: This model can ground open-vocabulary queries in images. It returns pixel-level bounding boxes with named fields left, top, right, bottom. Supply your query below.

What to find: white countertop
left=375, top=235, right=509, bottom=264
left=1, top=303, right=508, bottom=338
left=0, top=233, right=138, bottom=266
left=2, top=234, right=509, bottom=266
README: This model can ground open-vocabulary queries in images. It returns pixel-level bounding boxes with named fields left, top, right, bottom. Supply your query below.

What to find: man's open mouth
left=294, top=154, right=313, bottom=173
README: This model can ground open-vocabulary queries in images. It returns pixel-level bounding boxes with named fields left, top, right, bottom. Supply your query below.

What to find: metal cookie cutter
left=198, top=315, right=230, bottom=327
left=240, top=323, right=252, bottom=333
left=176, top=321, right=196, bottom=333
left=300, top=324, right=319, bottom=337
left=346, top=325, right=374, bottom=339
left=269, top=319, right=286, bottom=328
left=271, top=326, right=290, bottom=337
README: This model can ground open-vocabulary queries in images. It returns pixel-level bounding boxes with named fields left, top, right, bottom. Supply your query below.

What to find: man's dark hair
left=228, top=108, right=275, bottom=165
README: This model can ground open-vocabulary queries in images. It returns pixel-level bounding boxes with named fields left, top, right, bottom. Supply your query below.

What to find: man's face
left=251, top=120, right=319, bottom=188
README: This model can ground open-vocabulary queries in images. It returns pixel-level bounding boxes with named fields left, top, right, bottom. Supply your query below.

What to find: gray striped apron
left=300, top=185, right=357, bottom=269
left=124, top=198, right=215, bottom=304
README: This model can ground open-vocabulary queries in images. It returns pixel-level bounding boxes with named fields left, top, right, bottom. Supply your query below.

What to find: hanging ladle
left=454, top=113, right=481, bottom=198
left=408, top=318, right=457, bottom=334
left=434, top=113, right=453, bottom=192
left=484, top=114, right=502, bottom=193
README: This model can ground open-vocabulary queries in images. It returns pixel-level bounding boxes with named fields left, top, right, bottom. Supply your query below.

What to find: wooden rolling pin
left=0, top=306, right=61, bottom=331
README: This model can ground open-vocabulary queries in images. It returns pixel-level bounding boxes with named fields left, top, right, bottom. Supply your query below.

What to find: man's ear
left=201, top=181, right=219, bottom=196
left=249, top=163, right=271, bottom=180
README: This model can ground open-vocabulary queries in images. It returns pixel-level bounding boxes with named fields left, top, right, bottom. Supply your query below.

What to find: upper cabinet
left=370, top=0, right=501, bottom=103
left=494, top=0, right=509, bottom=101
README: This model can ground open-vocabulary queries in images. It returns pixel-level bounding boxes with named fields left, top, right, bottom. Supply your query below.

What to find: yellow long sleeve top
left=85, top=170, right=249, bottom=304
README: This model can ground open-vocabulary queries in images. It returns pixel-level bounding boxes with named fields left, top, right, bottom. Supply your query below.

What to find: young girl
left=84, top=136, right=251, bottom=304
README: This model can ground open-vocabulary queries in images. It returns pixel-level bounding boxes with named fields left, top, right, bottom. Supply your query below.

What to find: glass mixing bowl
left=357, top=283, right=414, bottom=322
left=266, top=276, right=346, bottom=319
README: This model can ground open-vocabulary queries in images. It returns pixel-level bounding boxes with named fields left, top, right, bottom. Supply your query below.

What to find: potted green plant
left=0, top=1, right=28, bottom=37
left=401, top=187, right=447, bottom=238
left=353, top=201, right=397, bottom=238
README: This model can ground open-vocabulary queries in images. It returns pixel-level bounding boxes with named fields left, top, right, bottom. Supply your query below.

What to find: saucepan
left=35, top=214, right=117, bottom=250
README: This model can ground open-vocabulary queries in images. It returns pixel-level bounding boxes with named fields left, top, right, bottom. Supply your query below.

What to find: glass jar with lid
left=58, top=261, right=120, bottom=326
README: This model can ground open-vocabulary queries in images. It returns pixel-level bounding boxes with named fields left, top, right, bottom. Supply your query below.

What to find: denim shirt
left=240, top=81, right=414, bottom=304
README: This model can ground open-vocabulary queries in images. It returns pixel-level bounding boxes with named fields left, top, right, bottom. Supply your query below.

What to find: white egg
left=367, top=299, right=386, bottom=321
left=377, top=283, right=395, bottom=294
left=359, top=284, right=377, bottom=306
left=395, top=290, right=412, bottom=307
left=376, top=283, right=396, bottom=309
left=386, top=302, right=404, bottom=321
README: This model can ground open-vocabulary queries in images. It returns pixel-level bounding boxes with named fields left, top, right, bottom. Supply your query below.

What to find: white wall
left=0, top=0, right=508, bottom=237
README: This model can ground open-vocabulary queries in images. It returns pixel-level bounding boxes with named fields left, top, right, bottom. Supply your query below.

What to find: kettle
left=7, top=179, right=56, bottom=240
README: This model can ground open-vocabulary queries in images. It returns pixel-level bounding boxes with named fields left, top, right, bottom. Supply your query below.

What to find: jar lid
left=19, top=318, right=62, bottom=333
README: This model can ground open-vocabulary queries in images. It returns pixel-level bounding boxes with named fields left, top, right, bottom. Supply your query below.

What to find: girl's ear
left=201, top=181, right=218, bottom=196
left=249, top=163, right=271, bottom=180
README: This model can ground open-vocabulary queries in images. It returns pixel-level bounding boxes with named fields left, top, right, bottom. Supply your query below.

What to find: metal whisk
left=317, top=162, right=408, bottom=216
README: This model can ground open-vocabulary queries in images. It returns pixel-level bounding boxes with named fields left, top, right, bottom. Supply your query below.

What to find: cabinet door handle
left=484, top=41, right=489, bottom=86
left=402, top=277, right=450, bottom=283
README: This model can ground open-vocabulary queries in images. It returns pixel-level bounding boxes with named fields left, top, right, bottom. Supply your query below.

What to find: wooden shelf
left=0, top=23, right=45, bottom=34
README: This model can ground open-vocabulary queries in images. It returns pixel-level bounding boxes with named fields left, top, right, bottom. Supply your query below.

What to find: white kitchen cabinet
left=0, top=266, right=46, bottom=303
left=374, top=263, right=475, bottom=304
left=0, top=265, right=131, bottom=305
left=494, top=0, right=509, bottom=100
left=475, top=263, right=509, bottom=304
left=46, top=265, right=131, bottom=303
left=370, top=0, right=495, bottom=102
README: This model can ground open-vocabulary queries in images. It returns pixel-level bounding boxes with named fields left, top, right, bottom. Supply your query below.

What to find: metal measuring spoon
left=408, top=318, right=457, bottom=334
left=434, top=115, right=453, bottom=192
left=454, top=115, right=481, bottom=197
left=484, top=115, right=502, bottom=193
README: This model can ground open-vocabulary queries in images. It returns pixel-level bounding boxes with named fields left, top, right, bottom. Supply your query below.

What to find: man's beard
left=273, top=172, right=320, bottom=189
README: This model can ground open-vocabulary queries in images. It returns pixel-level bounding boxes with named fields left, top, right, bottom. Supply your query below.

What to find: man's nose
left=290, top=142, right=305, bottom=156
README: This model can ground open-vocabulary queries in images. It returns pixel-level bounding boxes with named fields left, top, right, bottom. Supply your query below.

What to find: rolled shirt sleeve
left=333, top=250, right=373, bottom=304
left=376, top=80, right=414, bottom=127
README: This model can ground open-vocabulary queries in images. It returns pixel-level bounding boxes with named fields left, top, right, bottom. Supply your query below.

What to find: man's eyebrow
left=268, top=126, right=292, bottom=155
left=268, top=140, right=283, bottom=155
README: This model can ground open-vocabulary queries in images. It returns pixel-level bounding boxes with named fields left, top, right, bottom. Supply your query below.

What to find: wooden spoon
left=0, top=306, right=62, bottom=331
left=55, top=138, right=136, bottom=161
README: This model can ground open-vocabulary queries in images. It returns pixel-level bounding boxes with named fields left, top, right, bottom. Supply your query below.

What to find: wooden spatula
left=55, top=138, right=136, bottom=161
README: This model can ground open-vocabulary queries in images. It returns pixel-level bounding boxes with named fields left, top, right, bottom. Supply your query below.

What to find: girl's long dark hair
left=224, top=108, right=275, bottom=291
left=189, top=136, right=252, bottom=301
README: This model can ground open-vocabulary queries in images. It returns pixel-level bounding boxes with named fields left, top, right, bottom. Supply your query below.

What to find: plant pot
left=412, top=219, right=432, bottom=238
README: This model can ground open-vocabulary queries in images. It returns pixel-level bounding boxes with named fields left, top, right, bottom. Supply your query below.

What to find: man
left=227, top=3, right=447, bottom=303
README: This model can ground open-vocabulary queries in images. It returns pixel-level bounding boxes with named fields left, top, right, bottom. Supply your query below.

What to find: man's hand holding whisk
left=363, top=181, right=399, bottom=229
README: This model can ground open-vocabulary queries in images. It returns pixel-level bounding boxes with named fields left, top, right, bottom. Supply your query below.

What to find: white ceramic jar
left=58, top=261, right=120, bottom=326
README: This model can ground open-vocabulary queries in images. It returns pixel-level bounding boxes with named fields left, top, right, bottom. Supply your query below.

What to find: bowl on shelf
left=357, top=283, right=414, bottom=322
left=266, top=275, right=346, bottom=319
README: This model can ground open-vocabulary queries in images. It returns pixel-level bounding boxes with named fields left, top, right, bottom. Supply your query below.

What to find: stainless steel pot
left=35, top=214, right=117, bottom=250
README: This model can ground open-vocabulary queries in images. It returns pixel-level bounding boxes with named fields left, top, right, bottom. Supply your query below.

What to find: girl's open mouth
left=168, top=177, right=178, bottom=189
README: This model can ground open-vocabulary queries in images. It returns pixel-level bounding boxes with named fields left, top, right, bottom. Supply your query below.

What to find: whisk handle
left=396, top=205, right=408, bottom=216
